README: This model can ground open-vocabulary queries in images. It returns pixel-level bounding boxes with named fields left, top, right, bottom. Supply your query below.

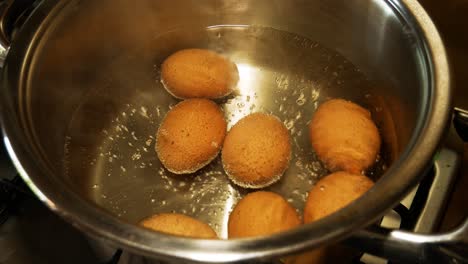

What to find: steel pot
left=0, top=0, right=466, bottom=263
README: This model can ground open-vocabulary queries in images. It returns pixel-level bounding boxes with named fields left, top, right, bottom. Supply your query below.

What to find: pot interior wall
left=18, top=0, right=427, bottom=226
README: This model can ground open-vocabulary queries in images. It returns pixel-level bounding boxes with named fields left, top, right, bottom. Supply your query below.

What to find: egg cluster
left=140, top=49, right=381, bottom=261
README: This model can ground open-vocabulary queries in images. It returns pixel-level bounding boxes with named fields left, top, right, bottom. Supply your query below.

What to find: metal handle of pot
left=347, top=110, right=468, bottom=264
left=349, top=220, right=468, bottom=263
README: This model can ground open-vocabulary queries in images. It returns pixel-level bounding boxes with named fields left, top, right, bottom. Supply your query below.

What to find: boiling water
left=65, top=26, right=386, bottom=238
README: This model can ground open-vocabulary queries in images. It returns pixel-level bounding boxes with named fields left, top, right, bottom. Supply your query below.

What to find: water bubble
left=131, top=131, right=138, bottom=141
left=140, top=106, right=149, bottom=118
left=296, top=91, right=306, bottom=105
left=284, top=119, right=294, bottom=130
left=295, top=160, right=303, bottom=168
left=276, top=75, right=289, bottom=90
left=146, top=139, right=153, bottom=146
left=131, top=152, right=141, bottom=161
left=156, top=106, right=161, bottom=117
left=295, top=111, right=302, bottom=120
left=311, top=89, right=320, bottom=102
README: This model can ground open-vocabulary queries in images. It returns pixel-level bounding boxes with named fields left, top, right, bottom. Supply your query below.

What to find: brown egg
left=221, top=113, right=291, bottom=188
left=139, top=213, right=217, bottom=239
left=161, top=49, right=239, bottom=99
left=303, top=171, right=374, bottom=223
left=228, top=191, right=301, bottom=238
left=285, top=249, right=327, bottom=264
left=155, top=99, right=226, bottom=174
left=309, top=99, right=381, bottom=174
left=286, top=245, right=359, bottom=264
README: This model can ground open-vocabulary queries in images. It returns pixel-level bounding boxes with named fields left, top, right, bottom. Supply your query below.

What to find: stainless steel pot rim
left=0, top=0, right=451, bottom=262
